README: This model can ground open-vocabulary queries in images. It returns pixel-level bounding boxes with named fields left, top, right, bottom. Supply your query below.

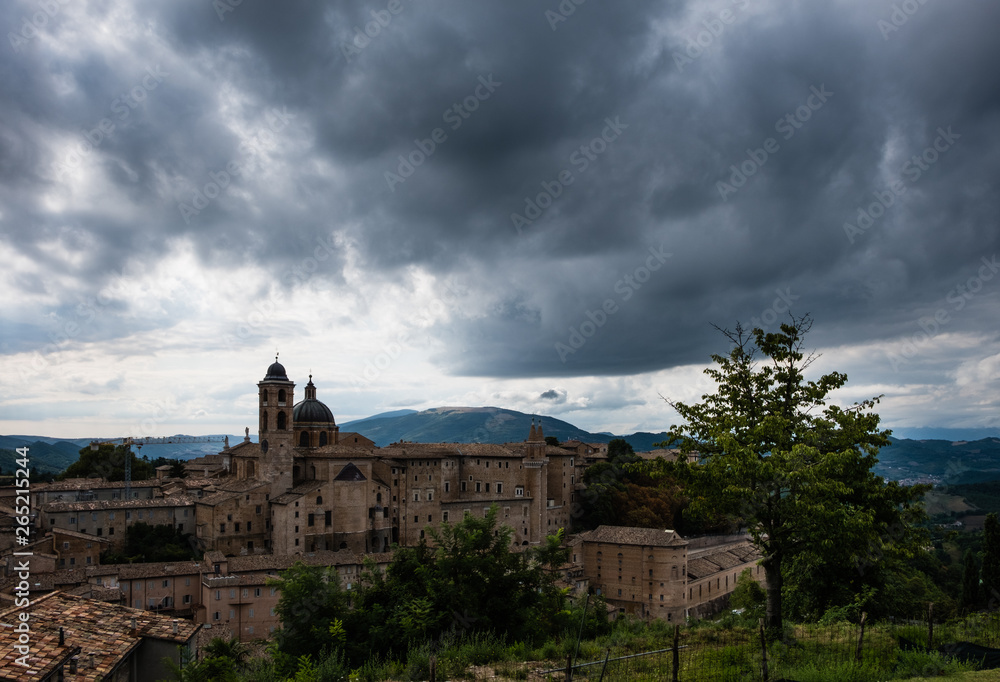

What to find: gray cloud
left=1, top=0, right=999, bottom=432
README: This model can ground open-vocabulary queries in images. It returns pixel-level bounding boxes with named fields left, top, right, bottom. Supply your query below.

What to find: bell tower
left=258, top=354, right=295, bottom=490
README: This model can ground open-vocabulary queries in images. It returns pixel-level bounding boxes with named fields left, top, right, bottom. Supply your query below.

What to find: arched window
left=278, top=389, right=286, bottom=405
left=376, top=492, right=382, bottom=503
left=319, top=431, right=328, bottom=446
left=316, top=495, right=323, bottom=504
left=277, top=412, right=287, bottom=430
left=262, top=411, right=268, bottom=430
left=339, top=542, right=348, bottom=549
left=299, top=431, right=309, bottom=447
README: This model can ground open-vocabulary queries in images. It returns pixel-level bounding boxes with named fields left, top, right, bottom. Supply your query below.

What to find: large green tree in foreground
left=657, top=316, right=926, bottom=636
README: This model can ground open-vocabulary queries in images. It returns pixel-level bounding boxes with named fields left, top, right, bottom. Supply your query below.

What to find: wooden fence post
left=429, top=655, right=436, bottom=682
left=672, top=624, right=680, bottom=682
left=566, top=653, right=573, bottom=682
left=855, top=612, right=867, bottom=662
left=760, top=618, right=769, bottom=682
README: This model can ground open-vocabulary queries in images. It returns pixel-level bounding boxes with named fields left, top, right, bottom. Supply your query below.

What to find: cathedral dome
left=292, top=375, right=336, bottom=425
left=293, top=398, right=336, bottom=425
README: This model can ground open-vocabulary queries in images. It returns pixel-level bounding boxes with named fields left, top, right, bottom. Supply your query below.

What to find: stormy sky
left=1, top=0, right=998, bottom=439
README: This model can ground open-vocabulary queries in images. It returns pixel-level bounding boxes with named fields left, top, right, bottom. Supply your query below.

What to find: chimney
left=59, top=627, right=64, bottom=646
left=130, top=617, right=136, bottom=633
left=172, top=620, right=179, bottom=635
left=69, top=657, right=78, bottom=674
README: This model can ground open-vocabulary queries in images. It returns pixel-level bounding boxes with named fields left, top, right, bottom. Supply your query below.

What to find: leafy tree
left=607, top=438, right=635, bottom=461
left=545, top=436, right=560, bottom=447
left=60, top=443, right=154, bottom=481
left=960, top=548, right=981, bottom=613
left=982, top=512, right=1000, bottom=608
left=657, top=316, right=926, bottom=637
left=102, top=522, right=198, bottom=564
left=730, top=567, right=766, bottom=619
left=269, top=562, right=350, bottom=666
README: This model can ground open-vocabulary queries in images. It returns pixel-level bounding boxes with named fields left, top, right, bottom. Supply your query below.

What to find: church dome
left=293, top=398, right=336, bottom=424
left=263, top=358, right=288, bottom=381
left=292, top=375, right=336, bottom=425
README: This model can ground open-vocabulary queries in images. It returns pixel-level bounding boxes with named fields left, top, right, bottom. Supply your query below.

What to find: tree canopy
left=655, top=316, right=927, bottom=636
left=59, top=443, right=155, bottom=481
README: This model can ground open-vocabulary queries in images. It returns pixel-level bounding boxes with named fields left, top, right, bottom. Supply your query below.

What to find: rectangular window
left=461, top=481, right=467, bottom=492
left=234, top=522, right=240, bottom=532
left=249, top=608, right=255, bottom=618
left=215, top=590, right=221, bottom=600
left=247, top=521, right=252, bottom=532
left=413, top=492, right=420, bottom=501
left=184, top=595, right=192, bottom=604
left=496, top=483, right=502, bottom=494
left=515, top=486, right=524, bottom=497
left=214, top=612, right=220, bottom=621
left=308, top=514, right=315, bottom=527
left=444, top=482, right=450, bottom=492
left=230, top=589, right=236, bottom=598
left=220, top=523, right=225, bottom=533
left=325, top=511, right=331, bottom=525
left=443, top=511, right=449, bottom=522
left=255, top=588, right=261, bottom=597
left=475, top=482, right=481, bottom=492
left=427, top=490, right=433, bottom=501
left=163, top=580, right=169, bottom=588
left=484, top=483, right=490, bottom=492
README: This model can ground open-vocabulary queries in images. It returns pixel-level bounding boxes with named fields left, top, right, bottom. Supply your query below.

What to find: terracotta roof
left=0, top=591, right=200, bottom=680
left=51, top=528, right=112, bottom=544
left=686, top=544, right=761, bottom=580
left=42, top=497, right=195, bottom=513
left=582, top=526, right=688, bottom=548
left=33, top=479, right=160, bottom=492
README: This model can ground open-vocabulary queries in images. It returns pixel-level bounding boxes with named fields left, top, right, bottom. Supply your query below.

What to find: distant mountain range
left=3, top=408, right=1000, bottom=484
left=340, top=406, right=671, bottom=450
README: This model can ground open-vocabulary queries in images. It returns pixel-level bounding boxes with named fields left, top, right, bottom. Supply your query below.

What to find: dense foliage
left=653, top=316, right=929, bottom=636
left=101, top=522, right=199, bottom=564
left=59, top=443, right=155, bottom=481
left=262, top=505, right=601, bottom=676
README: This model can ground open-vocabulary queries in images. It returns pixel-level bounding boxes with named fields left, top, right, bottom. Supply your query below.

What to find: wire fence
left=530, top=610, right=1000, bottom=682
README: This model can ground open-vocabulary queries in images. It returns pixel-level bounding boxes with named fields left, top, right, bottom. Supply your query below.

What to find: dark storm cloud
left=1, top=1, right=998, bottom=383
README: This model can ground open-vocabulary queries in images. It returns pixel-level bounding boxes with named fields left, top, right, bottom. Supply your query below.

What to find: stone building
left=580, top=526, right=763, bottom=621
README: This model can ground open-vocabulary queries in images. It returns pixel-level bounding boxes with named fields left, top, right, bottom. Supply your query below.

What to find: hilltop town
left=0, top=358, right=759, bottom=678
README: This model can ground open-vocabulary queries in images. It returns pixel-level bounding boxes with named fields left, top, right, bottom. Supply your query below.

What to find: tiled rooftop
left=582, top=526, right=688, bottom=548
left=0, top=591, right=200, bottom=681
left=42, top=496, right=195, bottom=513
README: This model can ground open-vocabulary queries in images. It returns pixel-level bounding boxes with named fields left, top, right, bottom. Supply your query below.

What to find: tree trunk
left=763, top=553, right=783, bottom=640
